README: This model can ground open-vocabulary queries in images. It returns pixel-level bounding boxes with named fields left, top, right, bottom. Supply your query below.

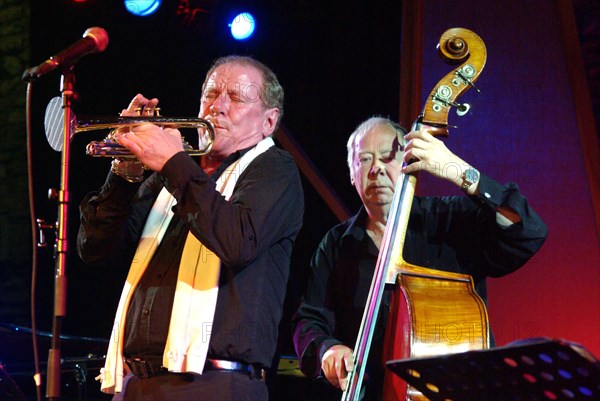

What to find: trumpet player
left=77, top=55, right=304, bottom=401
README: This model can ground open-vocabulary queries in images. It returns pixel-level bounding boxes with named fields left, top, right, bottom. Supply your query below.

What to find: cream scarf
left=98, top=137, right=274, bottom=394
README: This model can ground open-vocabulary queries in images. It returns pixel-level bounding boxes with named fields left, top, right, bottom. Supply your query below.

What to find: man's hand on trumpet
left=114, top=93, right=185, bottom=172
left=116, top=124, right=185, bottom=172
left=120, top=93, right=158, bottom=117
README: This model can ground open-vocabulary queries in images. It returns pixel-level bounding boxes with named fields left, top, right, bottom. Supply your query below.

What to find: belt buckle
left=127, top=358, right=164, bottom=379
left=252, top=366, right=267, bottom=383
left=127, top=358, right=149, bottom=378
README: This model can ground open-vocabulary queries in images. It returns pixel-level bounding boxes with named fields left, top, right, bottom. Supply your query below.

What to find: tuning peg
left=456, top=103, right=470, bottom=117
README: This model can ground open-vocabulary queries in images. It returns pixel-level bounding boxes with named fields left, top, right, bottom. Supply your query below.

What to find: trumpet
left=80, top=115, right=214, bottom=158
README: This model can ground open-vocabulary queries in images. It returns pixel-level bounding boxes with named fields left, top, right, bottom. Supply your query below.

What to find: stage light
left=229, top=12, right=256, bottom=41
left=125, top=0, right=162, bottom=17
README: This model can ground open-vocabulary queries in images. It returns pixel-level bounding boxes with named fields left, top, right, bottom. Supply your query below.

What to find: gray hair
left=202, top=55, right=285, bottom=129
left=346, top=116, right=407, bottom=181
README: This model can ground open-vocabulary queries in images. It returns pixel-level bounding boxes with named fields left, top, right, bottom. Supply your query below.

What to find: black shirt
left=292, top=174, right=548, bottom=397
left=78, top=145, right=304, bottom=369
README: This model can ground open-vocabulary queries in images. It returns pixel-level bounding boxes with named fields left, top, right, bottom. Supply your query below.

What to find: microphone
left=22, top=27, right=109, bottom=82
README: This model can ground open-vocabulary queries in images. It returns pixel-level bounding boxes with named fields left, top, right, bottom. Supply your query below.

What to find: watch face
left=465, top=168, right=479, bottom=183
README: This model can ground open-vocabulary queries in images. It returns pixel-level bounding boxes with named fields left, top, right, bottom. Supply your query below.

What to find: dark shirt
left=78, top=145, right=304, bottom=369
left=292, top=174, right=548, bottom=397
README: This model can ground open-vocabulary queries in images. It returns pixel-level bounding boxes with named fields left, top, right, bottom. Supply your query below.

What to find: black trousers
left=112, top=371, right=268, bottom=401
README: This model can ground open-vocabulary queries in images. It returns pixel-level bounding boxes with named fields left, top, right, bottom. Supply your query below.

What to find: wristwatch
left=461, top=167, right=480, bottom=192
left=111, top=158, right=145, bottom=183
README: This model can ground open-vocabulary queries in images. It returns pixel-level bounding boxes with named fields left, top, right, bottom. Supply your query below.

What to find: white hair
left=346, top=116, right=407, bottom=181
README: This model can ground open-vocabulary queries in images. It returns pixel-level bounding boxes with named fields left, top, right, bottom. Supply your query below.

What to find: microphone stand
left=46, top=66, right=76, bottom=401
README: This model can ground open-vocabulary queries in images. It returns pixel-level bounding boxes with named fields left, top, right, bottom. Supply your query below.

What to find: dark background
left=10, top=0, right=403, bottom=365
left=1, top=1, right=405, bottom=399
left=2, top=1, right=600, bottom=400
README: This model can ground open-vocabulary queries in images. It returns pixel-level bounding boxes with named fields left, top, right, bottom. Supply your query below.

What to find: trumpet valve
left=133, top=107, right=161, bottom=116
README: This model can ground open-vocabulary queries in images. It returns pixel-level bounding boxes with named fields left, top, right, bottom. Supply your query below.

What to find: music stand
left=386, top=337, right=600, bottom=401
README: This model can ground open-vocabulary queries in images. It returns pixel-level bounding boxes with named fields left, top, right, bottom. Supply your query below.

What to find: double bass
left=341, top=28, right=488, bottom=401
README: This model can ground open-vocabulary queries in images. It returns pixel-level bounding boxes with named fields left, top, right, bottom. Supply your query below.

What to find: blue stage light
left=229, top=12, right=256, bottom=40
left=125, top=0, right=162, bottom=17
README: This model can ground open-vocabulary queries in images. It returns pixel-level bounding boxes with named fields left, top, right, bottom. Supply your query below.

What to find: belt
left=125, top=357, right=267, bottom=382
left=125, top=357, right=166, bottom=378
left=204, top=358, right=267, bottom=383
